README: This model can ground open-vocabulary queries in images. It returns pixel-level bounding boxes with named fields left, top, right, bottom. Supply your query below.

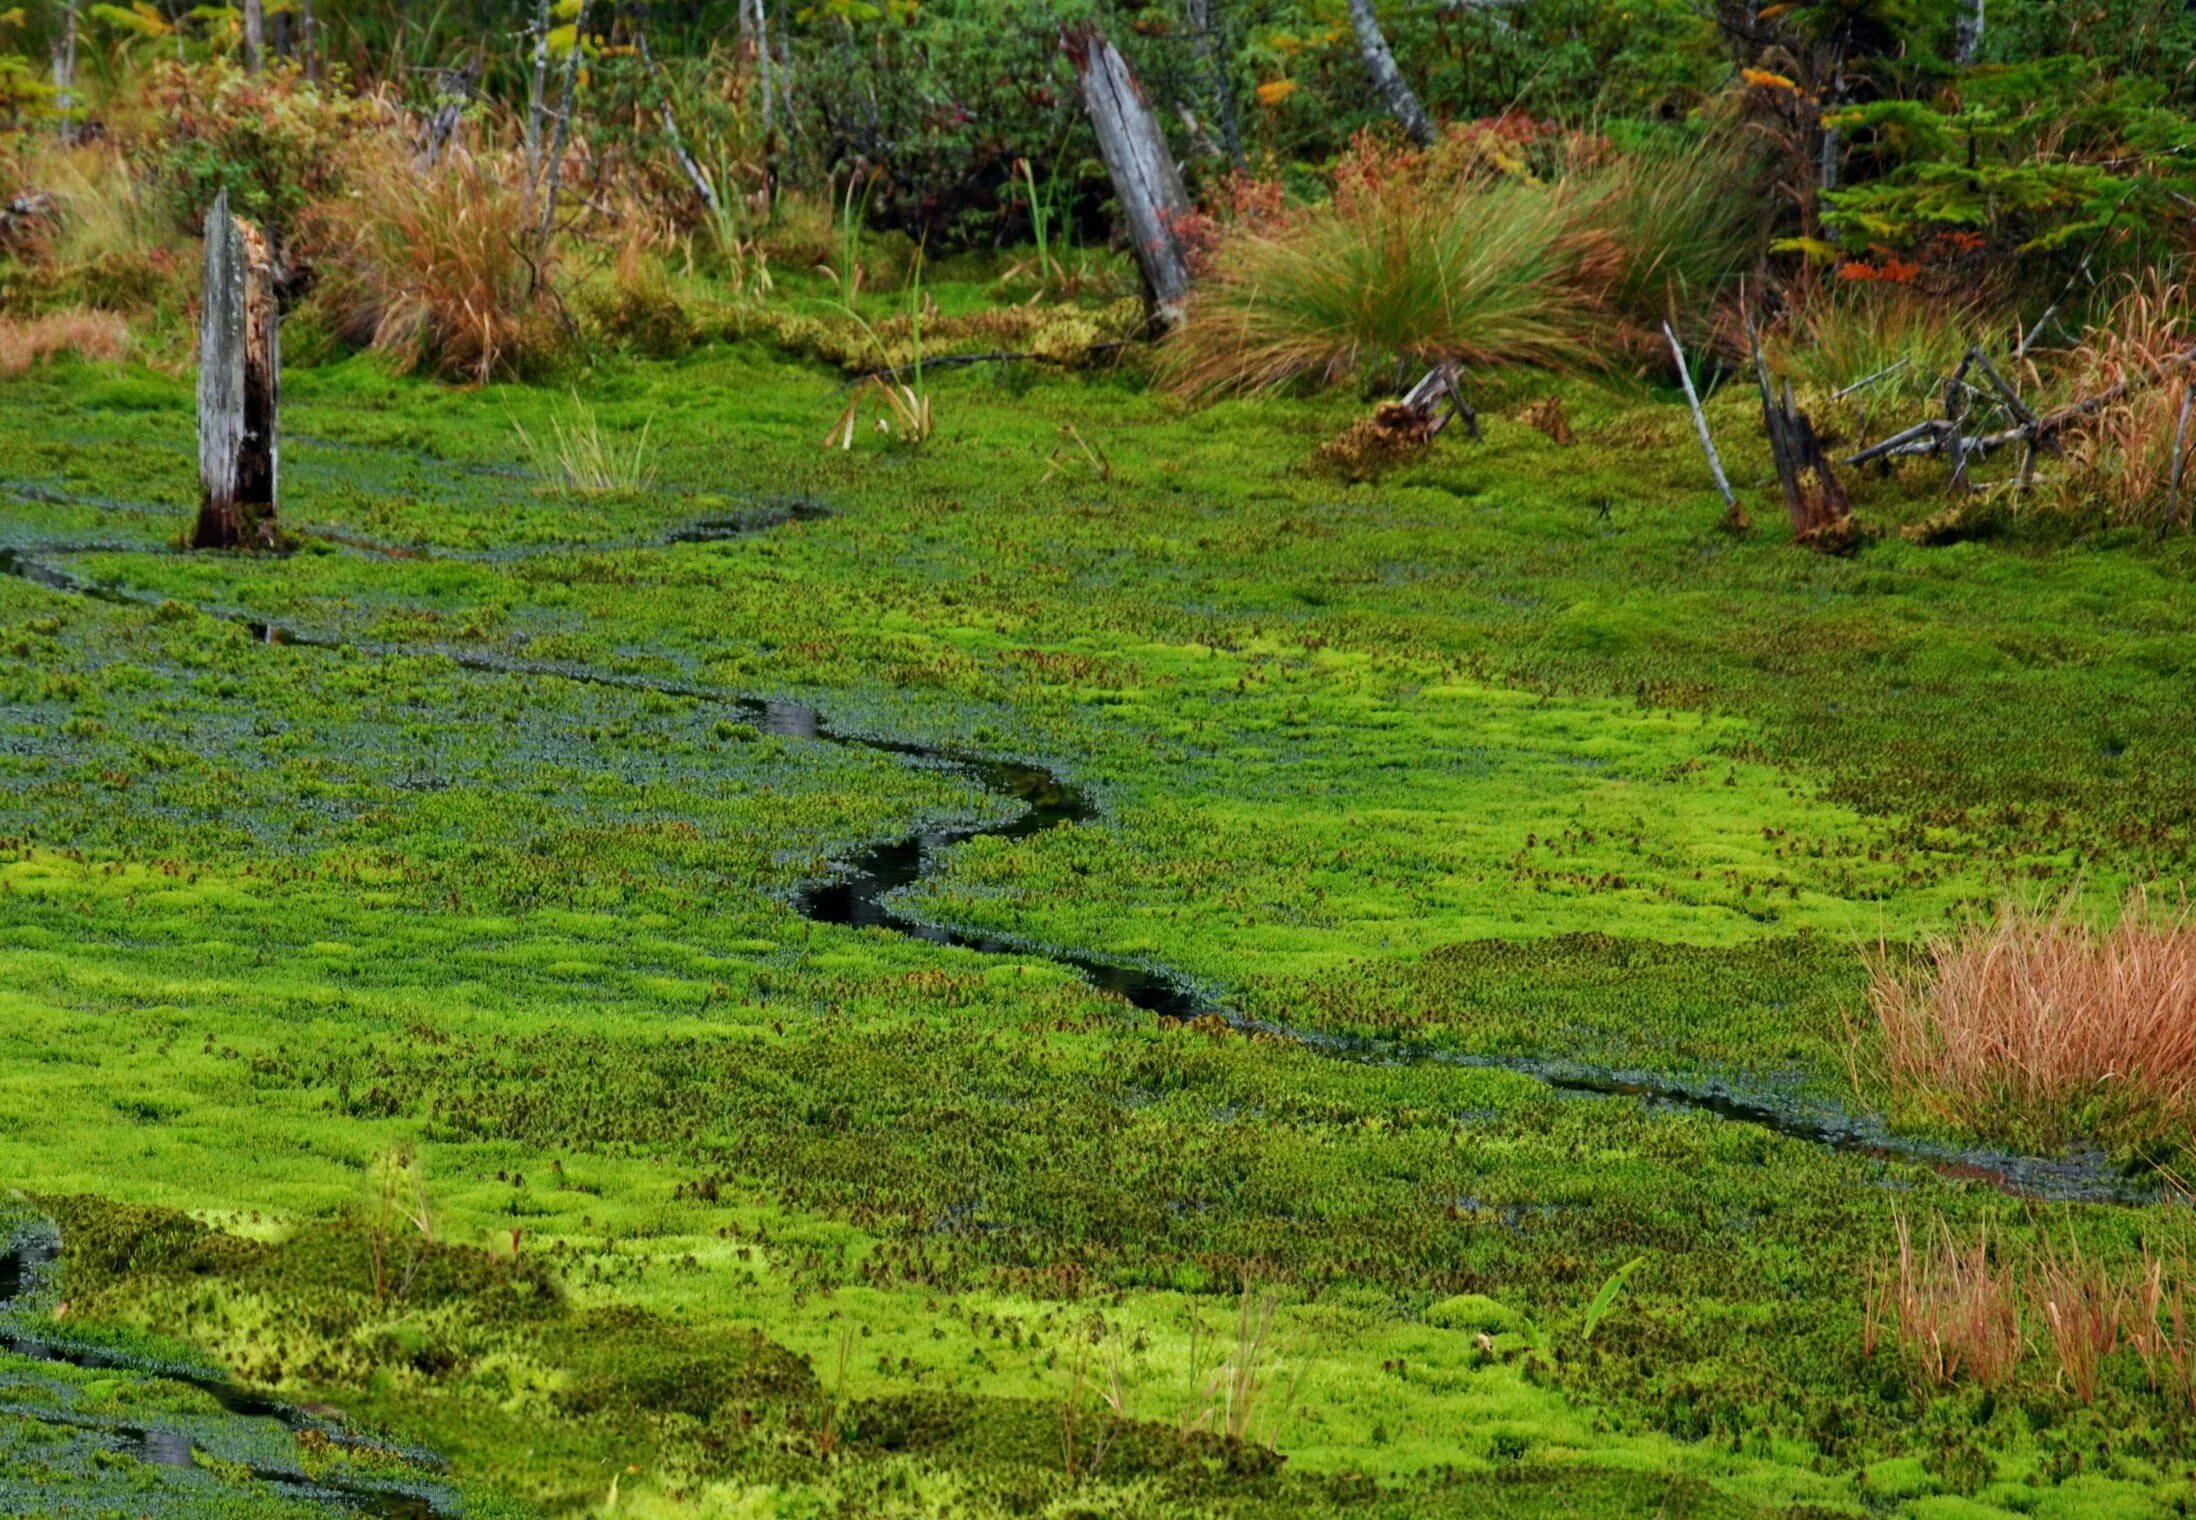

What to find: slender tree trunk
left=196, top=189, right=281, bottom=551
left=1185, top=0, right=1243, bottom=169
left=1063, top=23, right=1196, bottom=327
left=51, top=0, right=78, bottom=142
left=301, top=0, right=318, bottom=81
left=1346, top=0, right=1434, bottom=147
left=1953, top=0, right=1984, bottom=64
left=525, top=0, right=555, bottom=189
left=537, top=0, right=588, bottom=246
left=639, top=31, right=720, bottom=216
left=242, top=0, right=265, bottom=73
left=747, top=0, right=775, bottom=141
left=771, top=0, right=795, bottom=143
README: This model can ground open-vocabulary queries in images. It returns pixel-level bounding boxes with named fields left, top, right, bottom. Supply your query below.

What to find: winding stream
left=0, top=536, right=2153, bottom=1205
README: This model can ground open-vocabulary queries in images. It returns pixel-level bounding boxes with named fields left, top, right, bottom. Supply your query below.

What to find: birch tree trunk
left=242, top=0, right=265, bottom=73
left=1063, top=24, right=1195, bottom=327
left=524, top=0, right=555, bottom=189
left=51, top=1, right=78, bottom=142
left=1346, top=0, right=1434, bottom=147
left=196, top=190, right=280, bottom=551
left=1953, top=0, right=1984, bottom=64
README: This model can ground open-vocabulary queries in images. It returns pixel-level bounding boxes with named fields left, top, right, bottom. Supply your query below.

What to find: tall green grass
left=1164, top=176, right=1597, bottom=395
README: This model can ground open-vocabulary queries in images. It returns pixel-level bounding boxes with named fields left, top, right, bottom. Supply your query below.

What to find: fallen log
left=195, top=189, right=281, bottom=551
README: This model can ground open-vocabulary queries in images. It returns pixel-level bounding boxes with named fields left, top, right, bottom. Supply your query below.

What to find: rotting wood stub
left=195, top=188, right=281, bottom=551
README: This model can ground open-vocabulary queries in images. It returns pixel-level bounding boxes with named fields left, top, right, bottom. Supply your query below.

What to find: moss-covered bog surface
left=2, top=329, right=2195, bottom=1517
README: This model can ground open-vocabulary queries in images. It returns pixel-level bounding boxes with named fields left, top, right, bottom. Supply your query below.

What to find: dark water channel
left=0, top=1225, right=454, bottom=1517
left=0, top=541, right=2156, bottom=1204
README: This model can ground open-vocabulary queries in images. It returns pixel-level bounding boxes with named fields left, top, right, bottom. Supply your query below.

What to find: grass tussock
left=1163, top=126, right=1756, bottom=396
left=1773, top=284, right=1987, bottom=413
left=1864, top=890, right=2196, bottom=1155
left=0, top=309, right=130, bottom=375
left=1870, top=1215, right=2023, bottom=1391
left=1, top=139, right=181, bottom=315
left=304, top=142, right=561, bottom=385
left=1164, top=175, right=1597, bottom=394
left=513, top=391, right=658, bottom=496
left=1873, top=1218, right=2196, bottom=1409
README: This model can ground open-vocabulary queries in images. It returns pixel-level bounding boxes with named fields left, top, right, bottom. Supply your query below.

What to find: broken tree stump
left=1747, top=318, right=1850, bottom=542
left=1062, top=23, right=1196, bottom=328
left=1315, top=364, right=1477, bottom=481
left=195, top=189, right=281, bottom=550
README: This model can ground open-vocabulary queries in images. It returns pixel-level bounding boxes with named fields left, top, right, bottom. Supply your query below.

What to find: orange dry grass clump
left=305, top=141, right=556, bottom=384
left=2053, top=276, right=2195, bottom=522
left=1866, top=890, right=2196, bottom=1152
left=1870, top=1218, right=2196, bottom=1406
left=0, top=309, right=129, bottom=376
left=1870, top=1215, right=2023, bottom=1391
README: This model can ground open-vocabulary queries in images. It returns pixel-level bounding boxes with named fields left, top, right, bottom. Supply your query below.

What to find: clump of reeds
left=1869, top=1214, right=2024, bottom=1391
left=1163, top=174, right=1596, bottom=395
left=304, top=140, right=561, bottom=384
left=0, top=309, right=130, bottom=376
left=1773, top=283, right=1986, bottom=414
left=1863, top=889, right=2196, bottom=1155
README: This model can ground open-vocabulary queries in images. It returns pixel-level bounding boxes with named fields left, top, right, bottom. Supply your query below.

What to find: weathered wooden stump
left=1747, top=316, right=1850, bottom=546
left=195, top=189, right=280, bottom=551
left=1062, top=24, right=1195, bottom=329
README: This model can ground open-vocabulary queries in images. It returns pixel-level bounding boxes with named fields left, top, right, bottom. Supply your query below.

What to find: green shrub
left=142, top=58, right=379, bottom=246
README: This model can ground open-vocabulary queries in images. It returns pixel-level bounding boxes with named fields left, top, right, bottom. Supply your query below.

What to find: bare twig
left=1832, top=357, right=1910, bottom=400
left=1664, top=321, right=1735, bottom=510
left=2166, top=383, right=2194, bottom=537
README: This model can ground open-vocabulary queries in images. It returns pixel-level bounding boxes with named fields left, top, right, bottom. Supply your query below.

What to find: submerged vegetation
left=3, top=0, right=2196, bottom=1516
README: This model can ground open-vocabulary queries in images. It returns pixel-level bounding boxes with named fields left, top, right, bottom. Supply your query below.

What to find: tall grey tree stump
left=1062, top=23, right=1195, bottom=329
left=195, top=189, right=281, bottom=550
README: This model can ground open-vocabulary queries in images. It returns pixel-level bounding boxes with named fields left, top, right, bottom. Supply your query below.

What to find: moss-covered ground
left=3, top=295, right=2195, bottom=1516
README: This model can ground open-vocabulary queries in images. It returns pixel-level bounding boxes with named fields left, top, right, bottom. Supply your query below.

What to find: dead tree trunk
left=1346, top=0, right=1435, bottom=148
left=639, top=32, right=721, bottom=217
left=1664, top=321, right=1737, bottom=516
left=196, top=190, right=280, bottom=551
left=1747, top=318, right=1850, bottom=541
left=1062, top=24, right=1195, bottom=328
left=416, top=54, right=480, bottom=170
left=242, top=0, right=266, bottom=73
